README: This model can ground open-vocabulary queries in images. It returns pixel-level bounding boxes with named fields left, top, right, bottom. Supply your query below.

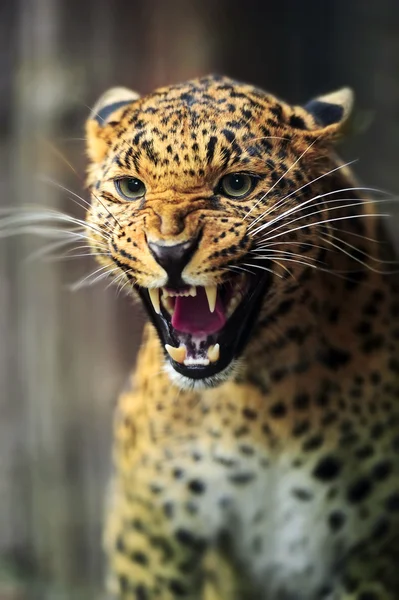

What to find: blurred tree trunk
left=1, top=0, right=216, bottom=596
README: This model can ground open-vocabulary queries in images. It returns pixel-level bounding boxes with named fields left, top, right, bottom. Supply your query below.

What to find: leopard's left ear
left=86, top=87, right=140, bottom=163
left=303, top=87, right=354, bottom=139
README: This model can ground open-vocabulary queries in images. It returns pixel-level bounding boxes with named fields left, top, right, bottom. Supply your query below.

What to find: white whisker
left=43, top=251, right=110, bottom=262
left=250, top=248, right=320, bottom=261
left=25, top=236, right=97, bottom=262
left=327, top=232, right=398, bottom=265
left=250, top=190, right=392, bottom=238
left=322, top=235, right=399, bottom=273
left=241, top=262, right=283, bottom=279
left=328, top=225, right=385, bottom=245
left=253, top=198, right=383, bottom=242
left=254, top=240, right=326, bottom=252
left=247, top=160, right=364, bottom=231
left=243, top=137, right=320, bottom=221
left=257, top=213, right=388, bottom=245
left=39, top=173, right=122, bottom=229
left=249, top=256, right=320, bottom=269
left=39, top=176, right=93, bottom=212
left=69, top=264, right=119, bottom=291
left=221, top=265, right=257, bottom=277
left=0, top=209, right=111, bottom=242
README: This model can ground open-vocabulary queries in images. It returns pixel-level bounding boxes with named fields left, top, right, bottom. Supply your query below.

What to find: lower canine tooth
left=165, top=344, right=187, bottom=364
left=205, top=285, right=217, bottom=313
left=207, top=343, right=220, bottom=363
left=148, top=288, right=160, bottom=314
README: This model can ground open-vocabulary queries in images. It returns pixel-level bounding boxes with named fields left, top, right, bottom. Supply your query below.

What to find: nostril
left=149, top=240, right=194, bottom=263
left=148, top=237, right=199, bottom=287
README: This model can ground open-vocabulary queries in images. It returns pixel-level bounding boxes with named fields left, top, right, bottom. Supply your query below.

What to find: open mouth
left=138, top=271, right=270, bottom=381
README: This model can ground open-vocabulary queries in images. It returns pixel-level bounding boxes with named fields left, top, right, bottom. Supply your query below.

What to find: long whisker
left=0, top=209, right=111, bottom=242
left=253, top=198, right=385, bottom=243
left=241, top=262, right=284, bottom=279
left=40, top=177, right=119, bottom=236
left=247, top=160, right=362, bottom=231
left=243, top=137, right=320, bottom=221
left=250, top=248, right=320, bottom=259
left=116, top=271, right=136, bottom=297
left=269, top=259, right=294, bottom=279
left=248, top=256, right=320, bottom=270
left=250, top=189, right=391, bottom=238
left=38, top=176, right=93, bottom=212
left=25, top=235, right=101, bottom=262
left=69, top=264, right=120, bottom=291
left=253, top=240, right=327, bottom=252
left=117, top=278, right=135, bottom=297
left=328, top=225, right=385, bottom=245
left=249, top=250, right=322, bottom=267
left=322, top=235, right=399, bottom=273
left=43, top=251, right=110, bottom=262
left=108, top=270, right=127, bottom=290
left=39, top=173, right=122, bottom=229
left=221, top=265, right=257, bottom=277
left=327, top=232, right=398, bottom=264
left=39, top=138, right=82, bottom=179
left=257, top=213, right=389, bottom=245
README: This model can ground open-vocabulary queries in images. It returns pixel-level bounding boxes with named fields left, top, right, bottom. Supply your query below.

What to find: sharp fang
left=189, top=286, right=197, bottom=297
left=205, top=285, right=217, bottom=313
left=148, top=288, right=161, bottom=314
left=165, top=344, right=187, bottom=364
left=207, top=343, right=220, bottom=363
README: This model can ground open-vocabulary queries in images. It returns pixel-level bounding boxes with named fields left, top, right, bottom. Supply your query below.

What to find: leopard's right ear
left=86, top=87, right=140, bottom=163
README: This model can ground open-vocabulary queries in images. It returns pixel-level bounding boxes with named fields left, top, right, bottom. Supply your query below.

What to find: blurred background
left=0, top=0, right=398, bottom=598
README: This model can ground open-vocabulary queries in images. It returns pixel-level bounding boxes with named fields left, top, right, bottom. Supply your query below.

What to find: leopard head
left=85, top=76, right=354, bottom=388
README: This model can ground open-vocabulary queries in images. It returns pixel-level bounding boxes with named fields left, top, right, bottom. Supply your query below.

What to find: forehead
left=107, top=77, right=300, bottom=184
left=138, top=78, right=268, bottom=123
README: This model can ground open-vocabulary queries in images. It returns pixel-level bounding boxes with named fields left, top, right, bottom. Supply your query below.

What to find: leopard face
left=85, top=75, right=354, bottom=388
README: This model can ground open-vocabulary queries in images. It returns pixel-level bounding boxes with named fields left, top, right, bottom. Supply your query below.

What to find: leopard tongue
left=171, top=287, right=226, bottom=335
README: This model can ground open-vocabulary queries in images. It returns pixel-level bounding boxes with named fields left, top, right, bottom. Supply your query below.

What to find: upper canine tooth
left=207, top=343, right=220, bottom=363
left=148, top=288, right=161, bottom=314
left=189, top=286, right=197, bottom=297
left=165, top=344, right=187, bottom=364
left=205, top=285, right=217, bottom=313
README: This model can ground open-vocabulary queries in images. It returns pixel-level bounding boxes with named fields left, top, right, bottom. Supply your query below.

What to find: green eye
left=218, top=173, right=254, bottom=199
left=115, top=177, right=146, bottom=200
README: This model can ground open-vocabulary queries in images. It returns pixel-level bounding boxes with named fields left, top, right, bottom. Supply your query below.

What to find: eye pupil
left=229, top=174, right=246, bottom=191
left=126, top=178, right=142, bottom=192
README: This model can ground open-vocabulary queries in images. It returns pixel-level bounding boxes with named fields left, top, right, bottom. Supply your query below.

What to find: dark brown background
left=0, top=0, right=398, bottom=597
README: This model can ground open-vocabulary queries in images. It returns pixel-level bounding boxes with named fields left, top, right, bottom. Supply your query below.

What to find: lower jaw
left=164, top=358, right=241, bottom=390
left=138, top=272, right=271, bottom=384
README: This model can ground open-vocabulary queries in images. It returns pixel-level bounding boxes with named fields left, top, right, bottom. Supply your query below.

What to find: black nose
left=148, top=237, right=199, bottom=287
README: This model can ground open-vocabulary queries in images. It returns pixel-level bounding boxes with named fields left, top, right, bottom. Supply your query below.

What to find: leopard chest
left=135, top=426, right=395, bottom=600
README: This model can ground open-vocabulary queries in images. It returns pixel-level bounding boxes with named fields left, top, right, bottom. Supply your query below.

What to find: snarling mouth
left=138, top=272, right=270, bottom=381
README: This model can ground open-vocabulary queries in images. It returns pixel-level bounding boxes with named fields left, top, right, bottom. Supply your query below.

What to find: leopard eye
left=115, top=177, right=146, bottom=200
left=218, top=173, right=254, bottom=199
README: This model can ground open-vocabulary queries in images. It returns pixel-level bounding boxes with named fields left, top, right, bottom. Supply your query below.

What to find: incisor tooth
left=148, top=288, right=161, bottom=314
left=165, top=344, right=187, bottom=364
left=205, top=285, right=217, bottom=313
left=207, top=343, right=220, bottom=363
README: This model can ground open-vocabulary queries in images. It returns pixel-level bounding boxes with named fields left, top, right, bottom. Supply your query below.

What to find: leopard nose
left=148, top=237, right=199, bottom=287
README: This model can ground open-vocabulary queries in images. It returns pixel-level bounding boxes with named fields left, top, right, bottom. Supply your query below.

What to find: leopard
left=84, top=75, right=399, bottom=600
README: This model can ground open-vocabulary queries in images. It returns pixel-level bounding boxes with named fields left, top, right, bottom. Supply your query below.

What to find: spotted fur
left=85, top=76, right=399, bottom=599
